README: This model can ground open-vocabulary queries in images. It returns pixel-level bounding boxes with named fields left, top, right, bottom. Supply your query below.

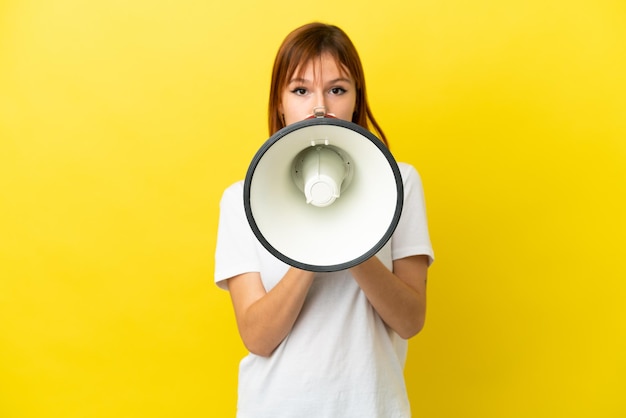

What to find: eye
left=329, top=87, right=347, bottom=95
left=291, top=87, right=308, bottom=96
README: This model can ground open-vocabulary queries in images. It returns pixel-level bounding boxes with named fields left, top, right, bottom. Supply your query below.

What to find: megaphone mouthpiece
left=306, top=109, right=337, bottom=119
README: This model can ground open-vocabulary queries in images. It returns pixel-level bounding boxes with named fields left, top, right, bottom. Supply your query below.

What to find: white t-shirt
left=215, top=162, right=434, bottom=418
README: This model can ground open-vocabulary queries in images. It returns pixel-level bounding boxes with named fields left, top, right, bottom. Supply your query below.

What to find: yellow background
left=1, top=0, right=625, bottom=417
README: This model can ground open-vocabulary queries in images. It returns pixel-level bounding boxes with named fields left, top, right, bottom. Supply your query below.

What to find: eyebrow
left=287, top=77, right=353, bottom=84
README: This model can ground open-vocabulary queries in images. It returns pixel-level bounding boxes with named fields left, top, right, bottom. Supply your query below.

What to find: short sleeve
left=214, top=181, right=262, bottom=290
left=391, top=163, right=435, bottom=266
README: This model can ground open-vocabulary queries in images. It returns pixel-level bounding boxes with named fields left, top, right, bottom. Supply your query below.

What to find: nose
left=313, top=93, right=328, bottom=115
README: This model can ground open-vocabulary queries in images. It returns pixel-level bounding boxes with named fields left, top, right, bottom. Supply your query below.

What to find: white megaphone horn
left=243, top=117, right=403, bottom=272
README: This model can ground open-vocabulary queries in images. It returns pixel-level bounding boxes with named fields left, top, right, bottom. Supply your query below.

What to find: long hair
left=268, top=22, right=388, bottom=147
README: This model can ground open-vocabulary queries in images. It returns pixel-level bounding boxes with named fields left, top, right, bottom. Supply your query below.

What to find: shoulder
left=397, top=162, right=423, bottom=187
left=219, top=180, right=245, bottom=206
left=222, top=179, right=244, bottom=195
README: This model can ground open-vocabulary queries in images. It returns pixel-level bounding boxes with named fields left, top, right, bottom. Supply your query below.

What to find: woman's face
left=279, top=53, right=356, bottom=125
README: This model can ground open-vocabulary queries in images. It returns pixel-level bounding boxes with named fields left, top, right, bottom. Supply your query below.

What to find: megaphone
left=244, top=117, right=403, bottom=272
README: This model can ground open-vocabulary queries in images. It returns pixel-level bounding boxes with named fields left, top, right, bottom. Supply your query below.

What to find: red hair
left=268, top=23, right=388, bottom=147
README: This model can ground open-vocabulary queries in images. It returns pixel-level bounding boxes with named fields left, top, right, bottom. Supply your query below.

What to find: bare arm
left=227, top=254, right=427, bottom=354
left=227, top=267, right=315, bottom=357
left=350, top=255, right=429, bottom=339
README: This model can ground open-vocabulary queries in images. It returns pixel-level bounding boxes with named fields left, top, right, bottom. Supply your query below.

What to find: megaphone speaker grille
left=244, top=118, right=403, bottom=272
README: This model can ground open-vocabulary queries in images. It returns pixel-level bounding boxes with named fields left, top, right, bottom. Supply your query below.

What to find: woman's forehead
left=290, top=53, right=352, bottom=80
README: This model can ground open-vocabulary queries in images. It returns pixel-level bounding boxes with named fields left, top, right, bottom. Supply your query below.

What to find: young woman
left=215, top=22, right=434, bottom=418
